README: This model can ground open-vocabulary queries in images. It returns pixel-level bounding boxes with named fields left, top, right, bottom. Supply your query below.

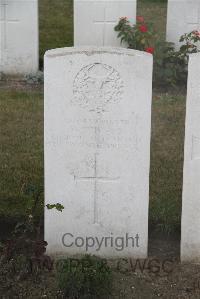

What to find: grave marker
left=74, top=0, right=136, bottom=46
left=167, top=0, right=200, bottom=49
left=44, top=47, right=153, bottom=258
left=0, top=0, right=38, bottom=74
left=181, top=52, right=200, bottom=262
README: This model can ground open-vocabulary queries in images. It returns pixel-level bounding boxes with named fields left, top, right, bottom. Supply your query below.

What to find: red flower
left=136, top=16, right=144, bottom=23
left=145, top=47, right=154, bottom=54
left=139, top=24, right=148, bottom=33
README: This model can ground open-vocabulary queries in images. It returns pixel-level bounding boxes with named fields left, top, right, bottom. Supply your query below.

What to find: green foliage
left=0, top=186, right=65, bottom=282
left=24, top=71, right=44, bottom=84
left=0, top=186, right=66, bottom=295
left=115, top=17, right=155, bottom=52
left=115, top=17, right=200, bottom=87
left=10, top=183, right=64, bottom=238
left=46, top=203, right=64, bottom=212
left=153, top=41, right=187, bottom=87
left=154, top=31, right=200, bottom=87
left=57, top=255, right=113, bottom=299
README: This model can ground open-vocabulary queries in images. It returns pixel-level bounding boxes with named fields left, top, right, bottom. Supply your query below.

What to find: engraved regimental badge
left=73, top=63, right=124, bottom=113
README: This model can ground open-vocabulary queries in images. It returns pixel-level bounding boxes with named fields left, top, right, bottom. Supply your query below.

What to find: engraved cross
left=93, top=8, right=117, bottom=46
left=0, top=0, right=19, bottom=51
left=74, top=153, right=120, bottom=224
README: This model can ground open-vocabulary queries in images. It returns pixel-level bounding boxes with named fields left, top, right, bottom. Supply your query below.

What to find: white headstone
left=44, top=47, right=152, bottom=258
left=0, top=0, right=38, bottom=74
left=181, top=53, right=200, bottom=262
left=167, top=0, right=200, bottom=49
left=74, top=0, right=136, bottom=47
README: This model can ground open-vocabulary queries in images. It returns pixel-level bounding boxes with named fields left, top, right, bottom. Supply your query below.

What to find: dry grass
left=39, top=0, right=73, bottom=67
left=0, top=88, right=43, bottom=217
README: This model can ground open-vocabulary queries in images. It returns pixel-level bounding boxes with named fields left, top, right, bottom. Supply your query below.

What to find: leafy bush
left=57, top=255, right=112, bottom=299
left=115, top=16, right=155, bottom=53
left=0, top=184, right=64, bottom=278
left=115, top=17, right=200, bottom=87
left=154, top=31, right=200, bottom=87
left=24, top=71, right=44, bottom=84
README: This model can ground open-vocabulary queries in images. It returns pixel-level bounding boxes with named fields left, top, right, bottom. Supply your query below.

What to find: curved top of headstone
left=45, top=46, right=152, bottom=58
left=189, top=52, right=200, bottom=58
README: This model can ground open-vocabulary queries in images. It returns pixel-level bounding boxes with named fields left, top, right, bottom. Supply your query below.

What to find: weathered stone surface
left=74, top=0, right=136, bottom=46
left=44, top=47, right=152, bottom=258
left=181, top=53, right=200, bottom=262
left=0, top=0, right=38, bottom=74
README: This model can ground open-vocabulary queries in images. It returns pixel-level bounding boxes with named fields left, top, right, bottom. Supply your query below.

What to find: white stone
left=44, top=47, right=152, bottom=258
left=0, top=0, right=38, bottom=74
left=166, top=0, right=200, bottom=49
left=74, top=0, right=136, bottom=47
left=181, top=52, right=200, bottom=262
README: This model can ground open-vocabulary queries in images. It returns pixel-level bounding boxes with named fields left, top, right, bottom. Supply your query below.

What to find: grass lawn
left=0, top=86, right=186, bottom=232
left=39, top=0, right=73, bottom=66
left=0, top=0, right=185, bottom=233
left=0, top=88, right=44, bottom=218
left=150, top=93, right=185, bottom=233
